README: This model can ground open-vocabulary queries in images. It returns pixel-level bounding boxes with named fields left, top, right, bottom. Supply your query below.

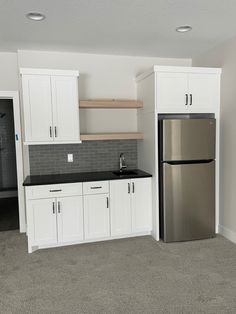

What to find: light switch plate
left=67, top=154, right=73, bottom=162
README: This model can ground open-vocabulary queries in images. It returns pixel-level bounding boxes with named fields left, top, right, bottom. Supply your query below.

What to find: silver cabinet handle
left=128, top=183, right=130, bottom=194
left=185, top=94, right=188, bottom=106
left=90, top=186, right=102, bottom=189
left=190, top=94, right=192, bottom=106
left=132, top=182, right=135, bottom=193
left=106, top=197, right=109, bottom=208
left=58, top=201, right=61, bottom=213
left=54, top=126, right=57, bottom=137
left=52, top=202, right=55, bottom=214
left=50, top=126, right=52, bottom=138
left=50, top=189, right=62, bottom=192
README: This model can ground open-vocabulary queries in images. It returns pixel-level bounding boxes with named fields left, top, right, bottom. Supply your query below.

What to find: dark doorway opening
left=0, top=99, right=19, bottom=231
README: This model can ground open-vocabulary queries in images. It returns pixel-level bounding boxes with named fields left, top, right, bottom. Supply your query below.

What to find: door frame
left=0, top=91, right=26, bottom=232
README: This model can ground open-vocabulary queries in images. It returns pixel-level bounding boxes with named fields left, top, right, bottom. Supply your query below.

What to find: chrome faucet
left=119, top=153, right=127, bottom=172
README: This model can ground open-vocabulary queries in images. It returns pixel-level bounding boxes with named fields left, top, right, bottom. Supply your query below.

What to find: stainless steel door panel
left=163, top=161, right=215, bottom=242
left=163, top=119, right=215, bottom=161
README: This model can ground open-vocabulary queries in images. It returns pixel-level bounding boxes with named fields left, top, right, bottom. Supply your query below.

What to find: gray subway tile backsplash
left=29, top=140, right=138, bottom=175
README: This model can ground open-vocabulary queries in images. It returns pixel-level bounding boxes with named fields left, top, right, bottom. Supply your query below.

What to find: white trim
left=29, top=231, right=151, bottom=253
left=153, top=65, right=222, bottom=74
left=0, top=91, right=26, bottom=232
left=218, top=225, right=236, bottom=244
left=20, top=68, right=79, bottom=76
left=24, top=141, right=82, bottom=145
left=136, top=66, right=222, bottom=82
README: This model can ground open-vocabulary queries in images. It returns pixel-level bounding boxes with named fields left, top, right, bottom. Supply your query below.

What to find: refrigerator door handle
left=165, top=159, right=214, bottom=165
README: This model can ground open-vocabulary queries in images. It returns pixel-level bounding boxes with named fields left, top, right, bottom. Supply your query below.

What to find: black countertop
left=23, top=169, right=152, bottom=186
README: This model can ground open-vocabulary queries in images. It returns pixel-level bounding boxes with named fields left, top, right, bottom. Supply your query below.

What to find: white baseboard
left=218, top=224, right=236, bottom=244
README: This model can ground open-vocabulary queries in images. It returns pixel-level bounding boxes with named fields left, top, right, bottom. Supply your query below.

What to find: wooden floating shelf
left=80, top=99, right=143, bottom=109
left=80, top=132, right=144, bottom=141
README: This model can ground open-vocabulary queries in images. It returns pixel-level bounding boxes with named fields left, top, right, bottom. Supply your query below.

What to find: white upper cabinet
left=20, top=68, right=80, bottom=144
left=188, top=73, right=219, bottom=112
left=155, top=67, right=221, bottom=113
left=51, top=76, right=79, bottom=142
left=157, top=72, right=189, bottom=112
left=21, top=75, right=53, bottom=142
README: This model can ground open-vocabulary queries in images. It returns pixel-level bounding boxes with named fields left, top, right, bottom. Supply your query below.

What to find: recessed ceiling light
left=26, top=12, right=45, bottom=21
left=176, top=25, right=192, bottom=33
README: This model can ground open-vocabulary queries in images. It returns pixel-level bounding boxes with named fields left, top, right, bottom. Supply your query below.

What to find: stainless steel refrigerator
left=158, top=115, right=216, bottom=242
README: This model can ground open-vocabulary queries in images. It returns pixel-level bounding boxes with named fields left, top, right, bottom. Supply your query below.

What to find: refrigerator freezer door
left=162, top=119, right=215, bottom=161
left=163, top=161, right=215, bottom=242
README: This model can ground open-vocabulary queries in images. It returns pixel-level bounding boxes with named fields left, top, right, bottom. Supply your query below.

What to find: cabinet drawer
left=83, top=181, right=109, bottom=195
left=25, top=183, right=83, bottom=200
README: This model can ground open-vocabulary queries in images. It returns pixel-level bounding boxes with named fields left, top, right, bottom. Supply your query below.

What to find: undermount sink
left=112, top=170, right=138, bottom=176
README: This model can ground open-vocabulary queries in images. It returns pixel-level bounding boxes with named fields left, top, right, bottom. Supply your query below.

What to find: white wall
left=0, top=52, right=18, bottom=91
left=18, top=50, right=191, bottom=133
left=193, top=36, right=236, bottom=243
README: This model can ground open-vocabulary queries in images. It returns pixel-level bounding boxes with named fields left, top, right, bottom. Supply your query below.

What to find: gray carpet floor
left=0, top=232, right=236, bottom=314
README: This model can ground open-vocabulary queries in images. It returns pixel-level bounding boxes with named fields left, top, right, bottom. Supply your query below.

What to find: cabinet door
left=110, top=179, right=132, bottom=236
left=131, top=178, right=152, bottom=233
left=84, top=194, right=110, bottom=240
left=188, top=73, right=219, bottom=112
left=27, top=198, right=57, bottom=246
left=51, top=76, right=80, bottom=142
left=21, top=75, right=53, bottom=142
left=57, top=196, right=84, bottom=243
left=157, top=72, right=188, bottom=112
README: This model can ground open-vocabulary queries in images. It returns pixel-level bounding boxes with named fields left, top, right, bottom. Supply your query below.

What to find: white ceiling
left=1, top=0, right=236, bottom=58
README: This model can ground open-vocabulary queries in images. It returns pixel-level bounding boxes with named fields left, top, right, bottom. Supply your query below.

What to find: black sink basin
left=112, top=170, right=138, bottom=176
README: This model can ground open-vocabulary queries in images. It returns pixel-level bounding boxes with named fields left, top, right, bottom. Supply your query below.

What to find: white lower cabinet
left=131, top=178, right=152, bottom=233
left=25, top=177, right=152, bottom=253
left=27, top=198, right=58, bottom=247
left=57, top=196, right=84, bottom=243
left=110, top=178, right=152, bottom=236
left=26, top=194, right=84, bottom=253
left=84, top=194, right=110, bottom=240
left=110, top=179, right=132, bottom=236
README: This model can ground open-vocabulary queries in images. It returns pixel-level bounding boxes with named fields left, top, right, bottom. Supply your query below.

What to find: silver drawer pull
left=90, top=186, right=102, bottom=189
left=50, top=189, right=62, bottom=192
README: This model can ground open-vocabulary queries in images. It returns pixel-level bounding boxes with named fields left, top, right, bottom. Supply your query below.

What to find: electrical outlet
left=67, top=154, right=73, bottom=163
